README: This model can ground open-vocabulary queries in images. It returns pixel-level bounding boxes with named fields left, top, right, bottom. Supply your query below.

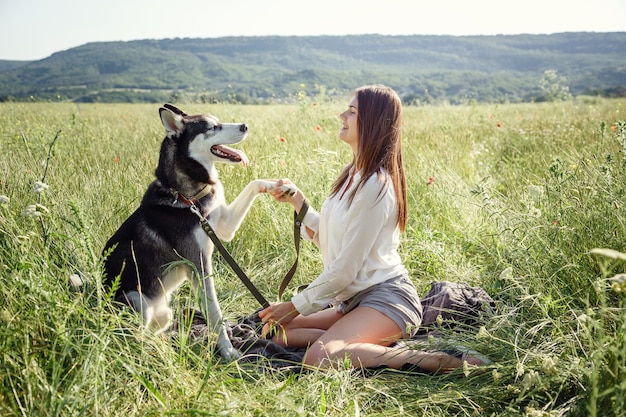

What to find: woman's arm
left=264, top=178, right=318, bottom=240
left=292, top=178, right=395, bottom=315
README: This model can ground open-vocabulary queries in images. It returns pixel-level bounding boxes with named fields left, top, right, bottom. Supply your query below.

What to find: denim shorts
left=336, top=274, right=423, bottom=338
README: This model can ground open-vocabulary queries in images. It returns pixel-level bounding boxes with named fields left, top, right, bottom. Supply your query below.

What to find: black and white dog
left=103, top=104, right=291, bottom=360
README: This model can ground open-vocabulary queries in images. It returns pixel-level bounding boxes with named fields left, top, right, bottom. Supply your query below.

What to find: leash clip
left=189, top=204, right=203, bottom=220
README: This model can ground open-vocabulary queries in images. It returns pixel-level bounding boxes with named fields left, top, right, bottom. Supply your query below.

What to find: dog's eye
left=214, top=124, right=223, bottom=131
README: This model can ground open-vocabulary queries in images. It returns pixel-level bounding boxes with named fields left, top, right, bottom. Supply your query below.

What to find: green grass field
left=1, top=97, right=625, bottom=416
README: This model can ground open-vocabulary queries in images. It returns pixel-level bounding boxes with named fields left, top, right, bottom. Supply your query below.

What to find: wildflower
left=491, top=369, right=500, bottom=383
left=426, top=176, right=434, bottom=186
left=527, top=185, right=544, bottom=201
left=610, top=273, right=626, bottom=293
left=0, top=195, right=9, bottom=205
left=477, top=326, right=489, bottom=339
left=33, top=181, right=49, bottom=193
left=279, top=136, right=286, bottom=143
left=22, top=204, right=49, bottom=218
left=1, top=309, right=10, bottom=323
left=68, top=273, right=83, bottom=289
left=496, top=122, right=502, bottom=128
left=113, top=157, right=120, bottom=163
left=462, top=360, right=470, bottom=377
left=499, top=267, right=513, bottom=281
left=522, top=370, right=541, bottom=390
left=541, top=356, right=558, bottom=375
left=528, top=207, right=542, bottom=218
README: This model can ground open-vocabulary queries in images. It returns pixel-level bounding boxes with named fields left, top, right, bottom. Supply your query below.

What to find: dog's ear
left=159, top=106, right=185, bottom=136
left=162, top=103, right=187, bottom=117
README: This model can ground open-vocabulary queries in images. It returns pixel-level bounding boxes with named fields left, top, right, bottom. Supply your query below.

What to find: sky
left=1, top=0, right=625, bottom=61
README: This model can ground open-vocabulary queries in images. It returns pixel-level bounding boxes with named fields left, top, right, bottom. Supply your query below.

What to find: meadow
left=0, top=96, right=625, bottom=416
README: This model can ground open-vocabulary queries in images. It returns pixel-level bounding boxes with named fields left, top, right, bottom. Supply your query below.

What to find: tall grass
left=0, top=97, right=625, bottom=416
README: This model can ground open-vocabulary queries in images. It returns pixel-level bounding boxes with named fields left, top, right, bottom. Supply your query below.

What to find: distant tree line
left=0, top=33, right=624, bottom=104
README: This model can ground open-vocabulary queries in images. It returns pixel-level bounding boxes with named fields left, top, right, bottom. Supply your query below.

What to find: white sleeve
left=291, top=180, right=394, bottom=315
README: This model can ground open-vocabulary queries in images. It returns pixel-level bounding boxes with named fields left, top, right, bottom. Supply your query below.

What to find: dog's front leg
left=198, top=276, right=241, bottom=360
left=212, top=180, right=292, bottom=241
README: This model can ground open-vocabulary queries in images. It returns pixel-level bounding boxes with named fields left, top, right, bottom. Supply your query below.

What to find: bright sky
left=1, top=0, right=625, bottom=61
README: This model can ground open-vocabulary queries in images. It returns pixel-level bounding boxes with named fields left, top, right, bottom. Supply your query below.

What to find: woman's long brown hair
left=330, top=85, right=407, bottom=232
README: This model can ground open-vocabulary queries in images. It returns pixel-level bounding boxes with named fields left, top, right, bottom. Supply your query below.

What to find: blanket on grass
left=170, top=281, right=495, bottom=371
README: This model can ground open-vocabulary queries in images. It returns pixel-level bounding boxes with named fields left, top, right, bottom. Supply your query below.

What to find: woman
left=259, top=85, right=486, bottom=372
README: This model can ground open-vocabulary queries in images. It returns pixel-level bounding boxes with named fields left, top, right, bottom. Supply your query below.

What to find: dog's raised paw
left=276, top=185, right=296, bottom=197
left=262, top=182, right=296, bottom=198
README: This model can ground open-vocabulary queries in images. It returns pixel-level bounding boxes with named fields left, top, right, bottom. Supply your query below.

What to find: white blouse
left=291, top=169, right=408, bottom=316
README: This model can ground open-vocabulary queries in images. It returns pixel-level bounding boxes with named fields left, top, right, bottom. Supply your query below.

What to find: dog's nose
left=240, top=124, right=248, bottom=133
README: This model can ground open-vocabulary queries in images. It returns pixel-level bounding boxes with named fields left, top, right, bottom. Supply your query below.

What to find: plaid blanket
left=170, top=281, right=495, bottom=371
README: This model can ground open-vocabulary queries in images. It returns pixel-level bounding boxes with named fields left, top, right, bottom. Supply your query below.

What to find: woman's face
left=339, top=95, right=359, bottom=154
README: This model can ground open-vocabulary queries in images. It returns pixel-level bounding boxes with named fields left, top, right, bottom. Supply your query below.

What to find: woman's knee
left=303, top=339, right=347, bottom=367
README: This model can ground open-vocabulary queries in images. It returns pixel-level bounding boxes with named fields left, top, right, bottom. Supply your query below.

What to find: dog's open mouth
left=211, top=145, right=249, bottom=165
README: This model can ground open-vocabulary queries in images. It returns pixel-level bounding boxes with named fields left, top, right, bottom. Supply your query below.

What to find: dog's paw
left=267, top=184, right=297, bottom=198
left=219, top=346, right=242, bottom=361
left=256, top=180, right=297, bottom=198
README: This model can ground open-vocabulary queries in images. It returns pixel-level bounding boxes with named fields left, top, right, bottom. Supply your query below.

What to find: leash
left=188, top=200, right=309, bottom=309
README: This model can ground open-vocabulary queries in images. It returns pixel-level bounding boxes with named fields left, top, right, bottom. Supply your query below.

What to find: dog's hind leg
left=123, top=290, right=171, bottom=334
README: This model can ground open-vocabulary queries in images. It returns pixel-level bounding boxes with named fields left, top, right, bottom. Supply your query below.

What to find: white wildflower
left=527, top=185, right=544, bottom=201
left=499, top=267, right=513, bottom=281
left=0, top=195, right=9, bottom=204
left=541, top=356, right=558, bottom=375
left=22, top=203, right=49, bottom=218
left=491, top=369, right=500, bottom=383
left=528, top=207, right=542, bottom=218
left=477, top=326, right=489, bottom=339
left=68, top=273, right=84, bottom=290
left=462, top=360, right=470, bottom=377
left=522, top=370, right=541, bottom=390
left=610, top=273, right=626, bottom=293
left=33, top=181, right=49, bottom=194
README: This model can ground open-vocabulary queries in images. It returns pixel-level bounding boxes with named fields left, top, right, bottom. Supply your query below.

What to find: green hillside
left=1, top=33, right=624, bottom=103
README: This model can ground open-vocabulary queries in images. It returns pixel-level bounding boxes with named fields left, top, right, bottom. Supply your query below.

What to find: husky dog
left=103, top=104, right=290, bottom=360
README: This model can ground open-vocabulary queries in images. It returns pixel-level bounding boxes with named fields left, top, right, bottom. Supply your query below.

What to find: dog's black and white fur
left=103, top=104, right=290, bottom=360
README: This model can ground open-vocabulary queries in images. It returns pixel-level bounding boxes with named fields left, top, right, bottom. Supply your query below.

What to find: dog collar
left=170, top=184, right=213, bottom=206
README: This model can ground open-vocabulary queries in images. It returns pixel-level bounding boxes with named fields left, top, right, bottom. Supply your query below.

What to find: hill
left=1, top=33, right=625, bottom=104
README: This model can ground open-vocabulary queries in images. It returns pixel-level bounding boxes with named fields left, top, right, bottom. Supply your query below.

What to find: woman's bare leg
left=302, top=306, right=464, bottom=372
left=269, top=308, right=345, bottom=348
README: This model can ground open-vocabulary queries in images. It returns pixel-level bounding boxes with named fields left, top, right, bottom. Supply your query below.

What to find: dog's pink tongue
left=211, top=145, right=249, bottom=165
left=240, top=152, right=249, bottom=166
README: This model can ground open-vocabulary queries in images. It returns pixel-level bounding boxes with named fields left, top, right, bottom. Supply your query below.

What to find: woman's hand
left=261, top=179, right=307, bottom=213
left=259, top=301, right=299, bottom=338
